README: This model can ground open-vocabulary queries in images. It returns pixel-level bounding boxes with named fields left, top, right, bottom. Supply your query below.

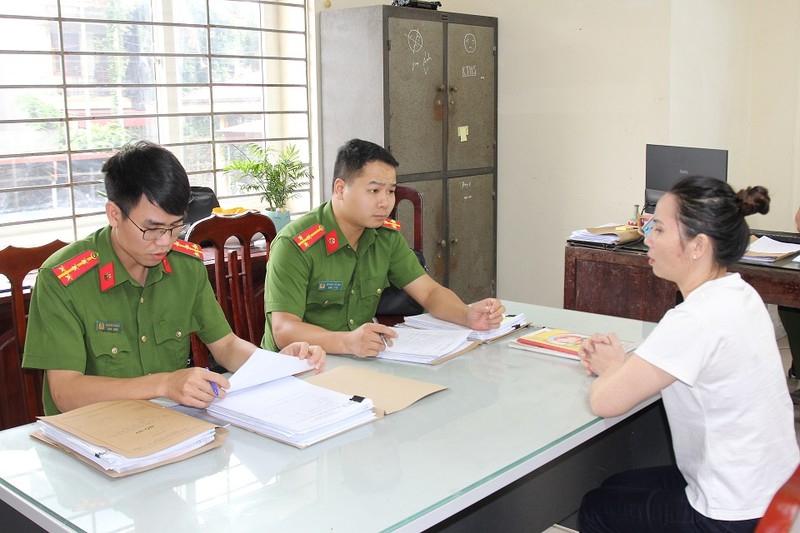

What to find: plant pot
left=264, top=209, right=291, bottom=234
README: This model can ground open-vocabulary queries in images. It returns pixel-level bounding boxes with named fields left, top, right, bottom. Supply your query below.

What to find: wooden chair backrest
left=184, top=212, right=277, bottom=368
left=756, top=464, right=800, bottom=533
left=391, top=185, right=423, bottom=253
left=0, top=240, right=68, bottom=428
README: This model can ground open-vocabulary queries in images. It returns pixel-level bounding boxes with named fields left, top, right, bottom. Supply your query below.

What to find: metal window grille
left=0, top=0, right=312, bottom=246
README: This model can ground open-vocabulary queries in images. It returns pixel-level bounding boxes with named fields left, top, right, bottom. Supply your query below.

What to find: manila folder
left=307, top=366, right=446, bottom=415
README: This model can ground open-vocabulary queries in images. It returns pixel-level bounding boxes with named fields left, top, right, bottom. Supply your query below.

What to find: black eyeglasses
left=127, top=217, right=188, bottom=242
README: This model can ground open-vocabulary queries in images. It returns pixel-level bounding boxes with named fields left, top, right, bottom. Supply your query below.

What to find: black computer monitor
left=644, top=144, right=728, bottom=212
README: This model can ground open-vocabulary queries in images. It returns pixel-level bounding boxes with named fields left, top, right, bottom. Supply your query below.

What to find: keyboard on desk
left=751, top=229, right=800, bottom=245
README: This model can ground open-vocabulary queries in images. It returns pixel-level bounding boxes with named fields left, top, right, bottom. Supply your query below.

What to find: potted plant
left=224, top=143, right=312, bottom=233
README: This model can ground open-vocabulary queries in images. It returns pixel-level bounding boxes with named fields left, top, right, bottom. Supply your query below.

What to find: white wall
left=314, top=0, right=800, bottom=307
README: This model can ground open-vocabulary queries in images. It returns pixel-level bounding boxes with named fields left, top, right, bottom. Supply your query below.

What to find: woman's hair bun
left=736, top=185, right=770, bottom=216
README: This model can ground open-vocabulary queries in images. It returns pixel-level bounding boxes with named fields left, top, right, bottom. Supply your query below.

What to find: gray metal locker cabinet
left=320, top=5, right=498, bottom=303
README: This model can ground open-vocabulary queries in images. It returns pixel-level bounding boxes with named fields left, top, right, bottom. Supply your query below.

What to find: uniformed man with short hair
left=262, top=138, right=505, bottom=357
left=23, top=141, right=324, bottom=415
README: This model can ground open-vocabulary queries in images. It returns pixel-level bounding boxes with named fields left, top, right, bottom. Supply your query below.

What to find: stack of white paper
left=206, top=348, right=376, bottom=448
left=568, top=228, right=622, bottom=245
left=742, top=236, right=800, bottom=263
left=378, top=327, right=474, bottom=364
left=208, top=376, right=375, bottom=448
left=401, top=312, right=528, bottom=343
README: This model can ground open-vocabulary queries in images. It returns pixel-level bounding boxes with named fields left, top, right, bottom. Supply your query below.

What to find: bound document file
left=31, top=399, right=226, bottom=477
left=509, top=327, right=638, bottom=361
left=401, top=312, right=529, bottom=343
left=377, top=327, right=478, bottom=365
left=206, top=349, right=376, bottom=448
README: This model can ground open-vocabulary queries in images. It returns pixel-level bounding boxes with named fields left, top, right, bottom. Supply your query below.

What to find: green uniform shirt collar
left=322, top=202, right=377, bottom=255
left=94, top=226, right=169, bottom=289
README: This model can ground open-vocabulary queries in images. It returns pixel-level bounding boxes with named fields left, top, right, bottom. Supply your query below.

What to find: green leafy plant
left=224, top=143, right=312, bottom=211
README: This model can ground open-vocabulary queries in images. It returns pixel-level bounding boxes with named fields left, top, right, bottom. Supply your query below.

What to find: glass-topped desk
left=0, top=302, right=667, bottom=532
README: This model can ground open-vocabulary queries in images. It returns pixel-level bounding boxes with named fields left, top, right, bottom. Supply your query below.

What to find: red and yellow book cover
left=514, top=328, right=587, bottom=357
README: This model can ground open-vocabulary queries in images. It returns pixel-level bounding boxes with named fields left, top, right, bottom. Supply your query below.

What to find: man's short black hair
left=102, top=140, right=191, bottom=217
left=332, top=139, right=399, bottom=189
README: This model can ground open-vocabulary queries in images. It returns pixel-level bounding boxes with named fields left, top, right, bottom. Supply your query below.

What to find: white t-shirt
left=636, top=273, right=799, bottom=521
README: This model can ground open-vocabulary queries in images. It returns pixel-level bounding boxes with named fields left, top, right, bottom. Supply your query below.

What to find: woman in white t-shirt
left=578, top=176, right=799, bottom=533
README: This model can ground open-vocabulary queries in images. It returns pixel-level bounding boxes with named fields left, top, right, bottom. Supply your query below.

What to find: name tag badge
left=318, top=281, right=344, bottom=291
left=96, top=321, right=123, bottom=333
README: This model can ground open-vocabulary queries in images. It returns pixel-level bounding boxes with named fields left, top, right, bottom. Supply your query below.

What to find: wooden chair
left=391, top=185, right=424, bottom=254
left=0, top=240, right=68, bottom=429
left=756, top=464, right=800, bottom=533
left=185, top=212, right=277, bottom=369
left=375, top=185, right=426, bottom=325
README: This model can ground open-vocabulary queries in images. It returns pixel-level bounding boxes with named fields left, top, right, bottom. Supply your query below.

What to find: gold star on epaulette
left=293, top=223, right=325, bottom=251
left=382, top=218, right=402, bottom=231
left=171, top=239, right=204, bottom=259
left=53, top=250, right=99, bottom=286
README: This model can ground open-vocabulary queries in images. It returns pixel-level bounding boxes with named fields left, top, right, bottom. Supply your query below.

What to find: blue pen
left=205, top=367, right=219, bottom=397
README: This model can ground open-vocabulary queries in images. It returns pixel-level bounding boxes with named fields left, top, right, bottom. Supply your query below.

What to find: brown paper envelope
left=306, top=366, right=447, bottom=415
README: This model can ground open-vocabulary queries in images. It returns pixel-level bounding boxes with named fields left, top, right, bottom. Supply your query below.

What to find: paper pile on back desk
left=207, top=349, right=376, bottom=448
left=569, top=224, right=642, bottom=246
left=742, top=236, right=800, bottom=263
left=32, top=399, right=224, bottom=477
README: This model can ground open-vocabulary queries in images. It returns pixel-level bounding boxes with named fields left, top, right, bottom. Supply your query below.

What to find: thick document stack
left=32, top=400, right=225, bottom=477
left=509, top=327, right=638, bottom=361
left=401, top=312, right=529, bottom=343
left=742, top=236, right=800, bottom=263
left=377, top=327, right=477, bottom=364
left=206, top=349, right=376, bottom=448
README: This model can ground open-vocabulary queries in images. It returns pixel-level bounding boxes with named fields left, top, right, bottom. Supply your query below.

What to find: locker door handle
left=448, top=85, right=458, bottom=115
left=451, top=238, right=458, bottom=245
left=438, top=240, right=447, bottom=248
left=434, top=85, right=446, bottom=121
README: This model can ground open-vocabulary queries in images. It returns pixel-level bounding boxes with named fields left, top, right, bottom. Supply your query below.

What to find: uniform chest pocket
left=87, top=333, right=133, bottom=375
left=307, top=287, right=345, bottom=309
left=360, top=274, right=389, bottom=303
left=154, top=316, right=194, bottom=367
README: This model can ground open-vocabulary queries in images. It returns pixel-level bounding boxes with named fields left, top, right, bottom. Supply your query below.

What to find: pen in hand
left=372, top=317, right=388, bottom=347
left=205, top=367, right=219, bottom=397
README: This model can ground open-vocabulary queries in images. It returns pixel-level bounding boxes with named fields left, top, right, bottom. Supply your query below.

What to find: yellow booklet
left=509, top=328, right=638, bottom=361
left=510, top=328, right=587, bottom=360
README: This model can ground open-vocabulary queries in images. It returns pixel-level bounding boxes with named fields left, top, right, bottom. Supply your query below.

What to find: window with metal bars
left=0, top=0, right=313, bottom=246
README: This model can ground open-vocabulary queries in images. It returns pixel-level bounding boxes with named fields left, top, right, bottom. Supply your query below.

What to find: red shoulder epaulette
left=171, top=239, right=204, bottom=259
left=53, top=250, right=99, bottom=286
left=382, top=218, right=402, bottom=231
left=293, top=223, right=325, bottom=251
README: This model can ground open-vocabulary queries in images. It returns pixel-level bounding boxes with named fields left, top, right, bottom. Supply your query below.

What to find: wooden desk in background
left=564, top=242, right=800, bottom=322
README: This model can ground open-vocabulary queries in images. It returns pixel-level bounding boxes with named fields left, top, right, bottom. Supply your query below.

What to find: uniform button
left=176, top=331, right=182, bottom=338
left=376, top=288, right=382, bottom=294
left=348, top=318, right=354, bottom=325
left=351, top=289, right=355, bottom=295
left=111, top=347, right=118, bottom=355
left=141, top=335, right=147, bottom=343
left=139, top=297, right=144, bottom=304
left=323, top=299, right=329, bottom=305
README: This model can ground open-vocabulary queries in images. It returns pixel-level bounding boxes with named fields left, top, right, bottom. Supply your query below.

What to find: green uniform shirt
left=261, top=201, right=425, bottom=351
left=22, top=226, right=231, bottom=415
